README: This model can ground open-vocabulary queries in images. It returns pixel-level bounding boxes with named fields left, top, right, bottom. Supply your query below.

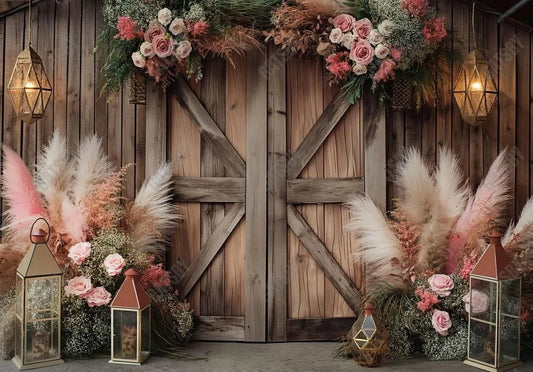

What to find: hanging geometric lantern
left=7, top=46, right=53, bottom=124
left=453, top=50, right=498, bottom=126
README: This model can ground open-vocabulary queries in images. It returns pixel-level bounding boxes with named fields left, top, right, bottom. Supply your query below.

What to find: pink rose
left=152, top=34, right=173, bottom=58
left=354, top=18, right=373, bottom=39
left=64, top=276, right=93, bottom=298
left=431, top=309, right=452, bottom=336
left=333, top=14, right=356, bottom=33
left=428, top=274, right=454, bottom=297
left=104, top=253, right=126, bottom=276
left=86, top=286, right=112, bottom=308
left=463, top=289, right=489, bottom=314
left=68, top=242, right=91, bottom=265
left=349, top=40, right=374, bottom=65
left=144, top=21, right=165, bottom=43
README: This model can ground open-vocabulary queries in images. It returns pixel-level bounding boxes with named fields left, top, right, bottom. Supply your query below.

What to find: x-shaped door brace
left=173, top=74, right=363, bottom=312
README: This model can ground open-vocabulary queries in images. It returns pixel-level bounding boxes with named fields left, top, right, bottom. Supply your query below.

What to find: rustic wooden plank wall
left=386, top=0, right=533, bottom=221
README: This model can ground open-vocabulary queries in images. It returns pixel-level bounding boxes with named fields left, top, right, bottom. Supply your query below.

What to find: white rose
left=378, top=20, right=393, bottom=37
left=131, top=51, right=145, bottom=68
left=352, top=64, right=367, bottom=75
left=169, top=17, right=187, bottom=35
left=158, top=8, right=172, bottom=26
left=139, top=41, right=155, bottom=58
left=368, top=29, right=384, bottom=46
left=342, top=32, right=356, bottom=49
left=375, top=44, right=389, bottom=59
left=174, top=40, right=192, bottom=59
left=329, top=28, right=344, bottom=44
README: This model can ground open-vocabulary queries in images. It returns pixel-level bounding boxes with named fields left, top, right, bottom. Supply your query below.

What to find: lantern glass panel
left=499, top=316, right=519, bottom=365
left=113, top=310, right=138, bottom=361
left=470, top=278, right=497, bottom=322
left=140, top=307, right=150, bottom=360
left=25, top=319, right=58, bottom=363
left=501, top=278, right=520, bottom=316
left=469, top=319, right=496, bottom=366
left=26, top=277, right=60, bottom=319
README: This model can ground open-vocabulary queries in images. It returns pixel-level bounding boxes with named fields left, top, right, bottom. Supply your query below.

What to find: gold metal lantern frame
left=13, top=219, right=64, bottom=371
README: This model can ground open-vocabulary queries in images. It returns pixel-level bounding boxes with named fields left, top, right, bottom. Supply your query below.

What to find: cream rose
left=104, top=253, right=126, bottom=276
left=131, top=52, right=145, bottom=68
left=157, top=8, right=172, bottom=26
left=64, top=276, right=93, bottom=298
left=140, top=41, right=155, bottom=58
left=333, top=14, right=356, bottom=33
left=378, top=20, right=393, bottom=37
left=352, top=64, right=367, bottom=75
left=431, top=309, right=452, bottom=336
left=174, top=40, right=193, bottom=59
left=428, top=274, right=454, bottom=297
left=68, top=242, right=91, bottom=266
left=86, top=286, right=112, bottom=308
left=349, top=40, right=374, bottom=65
left=329, top=28, right=344, bottom=44
left=354, top=18, right=373, bottom=39
left=463, top=289, right=490, bottom=314
left=368, top=29, right=384, bottom=45
left=342, top=33, right=356, bottom=49
left=169, top=18, right=187, bottom=35
left=375, top=44, right=389, bottom=59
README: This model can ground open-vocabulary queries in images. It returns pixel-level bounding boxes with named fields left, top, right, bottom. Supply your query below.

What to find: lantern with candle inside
left=110, top=269, right=151, bottom=365
left=464, top=231, right=522, bottom=372
left=349, top=303, right=389, bottom=367
left=453, top=49, right=497, bottom=126
left=7, top=46, right=52, bottom=124
left=12, top=218, right=64, bottom=370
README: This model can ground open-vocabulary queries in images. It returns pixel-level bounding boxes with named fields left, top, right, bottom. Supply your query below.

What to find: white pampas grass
left=72, top=135, right=110, bottom=203
left=35, top=132, right=73, bottom=200
left=435, top=148, right=469, bottom=222
left=128, top=164, right=180, bottom=259
left=347, top=195, right=403, bottom=287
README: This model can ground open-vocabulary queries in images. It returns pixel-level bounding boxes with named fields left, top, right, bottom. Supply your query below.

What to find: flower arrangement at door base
left=0, top=133, right=193, bottom=359
left=338, top=148, right=533, bottom=360
left=98, top=0, right=451, bottom=109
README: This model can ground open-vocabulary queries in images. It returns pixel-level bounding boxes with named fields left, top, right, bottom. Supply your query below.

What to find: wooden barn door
left=169, top=48, right=385, bottom=342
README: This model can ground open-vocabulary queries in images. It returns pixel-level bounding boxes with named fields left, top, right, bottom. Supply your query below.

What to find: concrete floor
left=0, top=342, right=531, bottom=372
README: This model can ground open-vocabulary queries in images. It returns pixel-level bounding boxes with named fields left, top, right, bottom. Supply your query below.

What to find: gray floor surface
left=0, top=342, right=531, bottom=372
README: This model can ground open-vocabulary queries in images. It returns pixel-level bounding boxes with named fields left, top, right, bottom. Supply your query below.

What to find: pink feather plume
left=1, top=146, right=48, bottom=239
left=61, top=198, right=87, bottom=244
left=445, top=150, right=512, bottom=273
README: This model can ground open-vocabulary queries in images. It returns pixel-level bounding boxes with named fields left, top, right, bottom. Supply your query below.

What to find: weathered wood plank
left=178, top=203, right=245, bottom=300
left=194, top=316, right=245, bottom=341
left=287, top=317, right=354, bottom=341
left=53, top=0, right=68, bottom=136
left=224, top=54, right=246, bottom=317
left=200, top=57, right=226, bottom=316
left=22, top=5, right=38, bottom=166
left=145, top=78, right=167, bottom=176
left=245, top=48, right=267, bottom=341
left=80, top=0, right=96, bottom=139
left=135, top=103, right=146, bottom=195
left=173, top=177, right=245, bottom=203
left=363, top=91, right=386, bottom=211
left=172, top=75, right=245, bottom=178
left=94, top=0, right=108, bottom=151
left=106, top=92, right=121, bottom=167
left=267, top=44, right=287, bottom=342
left=0, top=17, right=4, bottom=222
left=386, top=109, right=405, bottom=207
left=286, top=93, right=351, bottom=179
left=66, top=0, right=81, bottom=154
left=287, top=205, right=363, bottom=313
left=122, top=79, right=136, bottom=199
left=287, top=178, right=364, bottom=204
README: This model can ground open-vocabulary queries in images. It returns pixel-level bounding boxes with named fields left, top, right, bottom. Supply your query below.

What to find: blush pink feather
left=2, top=146, right=48, bottom=238
left=61, top=198, right=87, bottom=244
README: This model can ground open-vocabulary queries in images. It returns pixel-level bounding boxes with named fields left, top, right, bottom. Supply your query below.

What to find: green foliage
left=102, top=0, right=165, bottom=28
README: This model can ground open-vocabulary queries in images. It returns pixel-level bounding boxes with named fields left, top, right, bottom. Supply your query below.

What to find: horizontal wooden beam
left=194, top=316, right=245, bottom=341
left=178, top=203, right=245, bottom=299
left=287, top=317, right=355, bottom=341
left=287, top=205, right=363, bottom=313
left=287, top=178, right=364, bottom=204
left=286, top=93, right=351, bottom=179
left=173, top=177, right=245, bottom=203
left=172, top=75, right=246, bottom=178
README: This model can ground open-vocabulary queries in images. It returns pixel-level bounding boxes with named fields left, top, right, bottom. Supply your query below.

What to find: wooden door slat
left=178, top=203, right=245, bottom=300
left=173, top=75, right=246, bottom=178
left=173, top=177, right=245, bottom=202
left=287, top=317, right=354, bottom=341
left=287, top=205, right=362, bottom=313
left=286, top=93, right=350, bottom=179
left=287, top=178, right=363, bottom=204
left=194, top=316, right=245, bottom=341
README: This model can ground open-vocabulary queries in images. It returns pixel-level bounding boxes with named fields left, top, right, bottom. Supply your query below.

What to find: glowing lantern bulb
left=470, top=81, right=483, bottom=91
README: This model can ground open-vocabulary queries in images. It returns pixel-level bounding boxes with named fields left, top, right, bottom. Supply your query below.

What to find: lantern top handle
left=30, top=218, right=50, bottom=244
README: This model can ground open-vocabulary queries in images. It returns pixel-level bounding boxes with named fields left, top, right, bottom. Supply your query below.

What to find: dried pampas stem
left=72, top=135, right=110, bottom=203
